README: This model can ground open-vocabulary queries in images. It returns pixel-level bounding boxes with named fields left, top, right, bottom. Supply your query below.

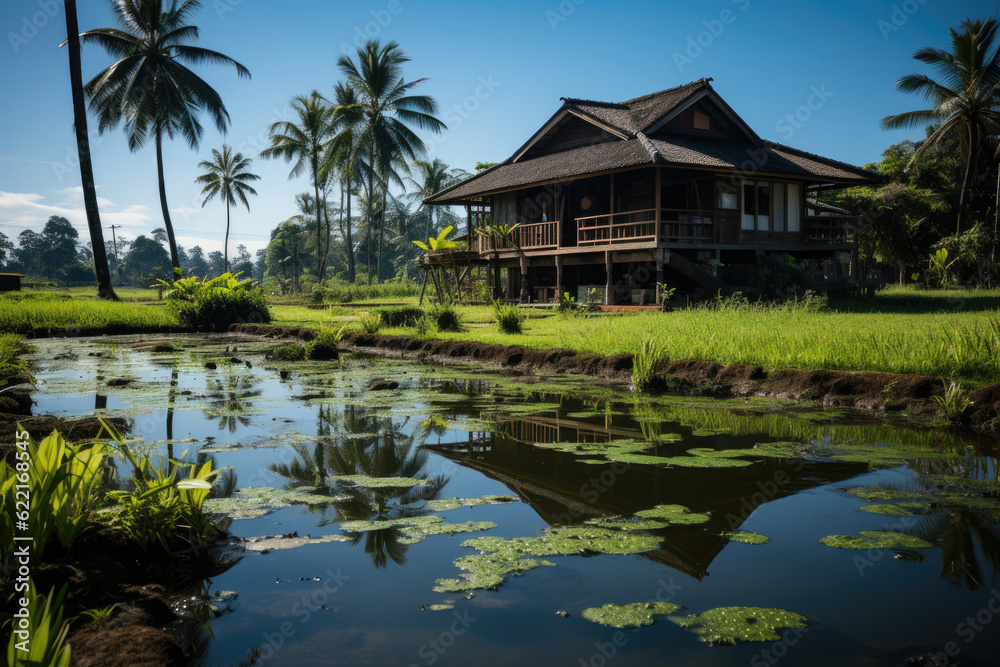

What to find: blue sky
left=0, top=0, right=993, bottom=257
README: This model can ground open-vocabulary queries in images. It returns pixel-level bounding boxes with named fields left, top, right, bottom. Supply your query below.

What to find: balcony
left=577, top=209, right=657, bottom=246
left=475, top=220, right=560, bottom=252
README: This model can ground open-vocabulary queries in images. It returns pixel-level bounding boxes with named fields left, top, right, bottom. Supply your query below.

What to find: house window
left=693, top=107, right=711, bottom=130
left=742, top=181, right=802, bottom=232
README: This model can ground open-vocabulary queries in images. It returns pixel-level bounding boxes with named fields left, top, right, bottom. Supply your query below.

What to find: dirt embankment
left=230, top=323, right=1000, bottom=435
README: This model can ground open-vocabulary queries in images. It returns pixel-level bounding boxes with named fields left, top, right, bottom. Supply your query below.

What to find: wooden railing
left=577, top=209, right=657, bottom=246
left=805, top=216, right=855, bottom=243
left=475, top=220, right=560, bottom=252
left=660, top=209, right=714, bottom=242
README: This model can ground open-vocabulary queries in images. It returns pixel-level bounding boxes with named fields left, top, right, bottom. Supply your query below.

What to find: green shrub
left=358, top=312, right=384, bottom=334
left=492, top=301, right=525, bottom=334
left=426, top=302, right=462, bottom=332
left=632, top=338, right=668, bottom=392
left=306, top=325, right=348, bottom=360
left=265, top=343, right=305, bottom=361
left=163, top=273, right=271, bottom=331
left=374, top=306, right=425, bottom=327
left=935, top=381, right=972, bottom=423
left=556, top=292, right=578, bottom=313
left=104, top=421, right=225, bottom=556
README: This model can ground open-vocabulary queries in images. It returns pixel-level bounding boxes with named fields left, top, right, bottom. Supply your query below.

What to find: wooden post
left=466, top=205, right=473, bottom=239
left=418, top=270, right=428, bottom=305
left=655, top=248, right=664, bottom=303
left=605, top=250, right=613, bottom=305
left=555, top=254, right=564, bottom=302
left=654, top=166, right=662, bottom=244
left=519, top=254, right=530, bottom=304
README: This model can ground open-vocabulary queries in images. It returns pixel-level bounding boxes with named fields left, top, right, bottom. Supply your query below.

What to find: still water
left=25, top=334, right=1000, bottom=666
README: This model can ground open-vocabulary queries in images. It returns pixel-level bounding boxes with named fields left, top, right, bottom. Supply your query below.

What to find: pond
left=24, top=334, right=1000, bottom=666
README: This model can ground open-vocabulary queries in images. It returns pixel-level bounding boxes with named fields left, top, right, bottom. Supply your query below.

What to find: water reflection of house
left=426, top=413, right=866, bottom=580
left=425, top=79, right=881, bottom=302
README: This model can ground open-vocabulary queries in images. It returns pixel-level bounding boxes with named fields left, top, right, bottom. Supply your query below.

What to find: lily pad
left=204, top=487, right=344, bottom=520
left=634, top=505, right=709, bottom=525
left=582, top=602, right=682, bottom=628
left=672, top=606, right=808, bottom=645
left=724, top=530, right=771, bottom=544
left=423, top=495, right=518, bottom=512
left=819, top=531, right=933, bottom=550
left=857, top=504, right=919, bottom=516
left=334, top=475, right=429, bottom=488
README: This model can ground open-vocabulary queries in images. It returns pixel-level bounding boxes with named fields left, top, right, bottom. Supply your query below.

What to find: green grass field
left=0, top=292, right=181, bottom=334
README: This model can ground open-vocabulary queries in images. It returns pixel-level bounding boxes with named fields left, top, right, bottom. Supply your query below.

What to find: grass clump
left=492, top=300, right=525, bottom=334
left=374, top=306, right=425, bottom=327
left=935, top=380, right=972, bottom=422
left=5, top=581, right=71, bottom=666
left=423, top=302, right=463, bottom=333
left=819, top=531, right=933, bottom=550
left=306, top=324, right=347, bottom=360
left=582, top=602, right=682, bottom=628
left=631, top=338, right=667, bottom=392
left=164, top=272, right=270, bottom=331
left=265, top=343, right=305, bottom=361
left=358, top=312, right=383, bottom=334
left=672, top=606, right=808, bottom=645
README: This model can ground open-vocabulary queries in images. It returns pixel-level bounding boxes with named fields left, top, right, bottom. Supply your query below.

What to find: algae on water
left=423, top=495, right=518, bottom=512
left=634, top=504, right=710, bottom=525
left=724, top=530, right=771, bottom=544
left=672, top=606, right=808, bottom=645
left=819, top=531, right=933, bottom=550
left=581, top=602, right=682, bottom=628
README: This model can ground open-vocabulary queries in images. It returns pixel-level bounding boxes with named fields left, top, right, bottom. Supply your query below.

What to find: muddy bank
left=229, top=325, right=1000, bottom=435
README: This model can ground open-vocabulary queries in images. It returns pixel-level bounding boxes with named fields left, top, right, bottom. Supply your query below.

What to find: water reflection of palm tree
left=203, top=368, right=260, bottom=433
left=269, top=409, right=448, bottom=567
left=916, top=508, right=1000, bottom=591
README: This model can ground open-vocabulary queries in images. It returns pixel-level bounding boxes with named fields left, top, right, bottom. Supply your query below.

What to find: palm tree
left=61, top=0, right=118, bottom=300
left=195, top=145, right=259, bottom=271
left=80, top=0, right=250, bottom=279
left=406, top=158, right=451, bottom=241
left=325, top=81, right=365, bottom=283
left=880, top=17, right=1000, bottom=234
left=336, top=39, right=446, bottom=283
left=260, top=91, right=335, bottom=280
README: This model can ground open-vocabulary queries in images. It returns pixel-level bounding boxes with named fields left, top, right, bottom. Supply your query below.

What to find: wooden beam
left=418, top=270, right=428, bottom=306
left=555, top=254, right=564, bottom=301
left=654, top=166, right=662, bottom=244
left=605, top=251, right=613, bottom=305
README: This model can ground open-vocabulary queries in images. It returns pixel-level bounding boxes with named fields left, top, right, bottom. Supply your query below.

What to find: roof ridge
left=636, top=131, right=663, bottom=163
left=619, top=78, right=712, bottom=106
left=561, top=97, right=628, bottom=109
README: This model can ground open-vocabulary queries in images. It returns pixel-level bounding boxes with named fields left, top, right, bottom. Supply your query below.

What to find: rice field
left=0, top=292, right=181, bottom=334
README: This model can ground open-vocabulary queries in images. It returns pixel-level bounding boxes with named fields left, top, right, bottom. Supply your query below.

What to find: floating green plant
left=819, top=531, right=933, bottom=550
left=423, top=604, right=455, bottom=611
left=634, top=505, right=709, bottom=525
left=857, top=504, right=919, bottom=516
left=424, top=495, right=518, bottom=511
left=844, top=486, right=925, bottom=502
left=204, top=486, right=344, bottom=520
left=724, top=530, right=771, bottom=544
left=339, top=515, right=443, bottom=533
left=433, top=553, right=556, bottom=593
left=408, top=520, right=498, bottom=537
left=334, top=475, right=429, bottom=488
left=672, top=606, right=808, bottom=645
left=242, top=533, right=353, bottom=551
left=584, top=518, right=672, bottom=531
left=581, top=602, right=682, bottom=628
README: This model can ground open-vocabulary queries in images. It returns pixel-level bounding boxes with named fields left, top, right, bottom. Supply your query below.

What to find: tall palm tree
left=260, top=91, right=335, bottom=280
left=406, top=158, right=451, bottom=241
left=880, top=17, right=1000, bottom=234
left=61, top=0, right=118, bottom=300
left=195, top=145, right=259, bottom=271
left=325, top=81, right=365, bottom=283
left=336, top=39, right=446, bottom=283
left=80, top=0, right=250, bottom=279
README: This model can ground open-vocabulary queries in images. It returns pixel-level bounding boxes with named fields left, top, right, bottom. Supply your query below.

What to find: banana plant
left=412, top=225, right=457, bottom=253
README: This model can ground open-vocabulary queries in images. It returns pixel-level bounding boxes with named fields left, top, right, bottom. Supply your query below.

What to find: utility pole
left=108, top=224, right=120, bottom=259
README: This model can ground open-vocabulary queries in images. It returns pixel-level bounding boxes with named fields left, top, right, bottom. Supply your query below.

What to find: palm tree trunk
left=366, top=165, right=375, bottom=285
left=64, top=0, right=117, bottom=301
left=155, top=127, right=181, bottom=280
left=378, top=186, right=387, bottom=281
left=224, top=200, right=231, bottom=272
left=957, top=126, right=979, bottom=236
left=346, top=171, right=355, bottom=282
left=313, top=171, right=324, bottom=281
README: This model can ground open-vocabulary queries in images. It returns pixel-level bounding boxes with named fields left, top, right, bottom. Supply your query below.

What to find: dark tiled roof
left=426, top=79, right=880, bottom=204
left=429, top=140, right=654, bottom=202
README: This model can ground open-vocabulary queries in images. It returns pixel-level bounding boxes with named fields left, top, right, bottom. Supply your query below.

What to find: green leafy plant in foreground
left=306, top=324, right=349, bottom=360
left=359, top=312, right=384, bottom=334
left=0, top=428, right=107, bottom=569
left=631, top=338, right=668, bottom=392
left=935, top=380, right=972, bottom=422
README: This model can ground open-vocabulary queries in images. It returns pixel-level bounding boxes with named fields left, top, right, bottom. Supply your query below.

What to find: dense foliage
left=163, top=272, right=270, bottom=331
